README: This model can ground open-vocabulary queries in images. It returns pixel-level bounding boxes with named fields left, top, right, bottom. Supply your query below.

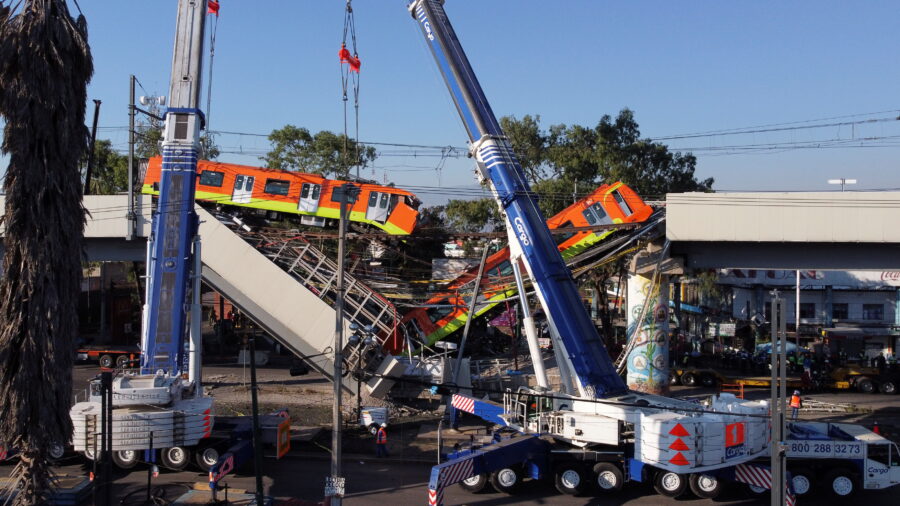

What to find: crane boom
left=410, top=0, right=625, bottom=398
left=141, top=0, right=206, bottom=375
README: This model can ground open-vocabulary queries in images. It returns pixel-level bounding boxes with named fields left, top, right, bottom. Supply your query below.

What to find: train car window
left=199, top=170, right=224, bottom=187
left=301, top=183, right=310, bottom=199
left=379, top=193, right=390, bottom=209
left=311, top=185, right=320, bottom=199
left=557, top=220, right=576, bottom=241
left=264, top=179, right=291, bottom=196
left=612, top=190, right=633, bottom=216
left=368, top=191, right=379, bottom=207
left=496, top=260, right=513, bottom=277
left=426, top=305, right=455, bottom=323
left=245, top=176, right=254, bottom=191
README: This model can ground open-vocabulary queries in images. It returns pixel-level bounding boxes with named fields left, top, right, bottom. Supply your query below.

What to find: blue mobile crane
left=70, top=0, right=220, bottom=472
left=407, top=1, right=780, bottom=503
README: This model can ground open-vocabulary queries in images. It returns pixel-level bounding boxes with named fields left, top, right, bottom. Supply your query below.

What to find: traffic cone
left=873, top=421, right=881, bottom=435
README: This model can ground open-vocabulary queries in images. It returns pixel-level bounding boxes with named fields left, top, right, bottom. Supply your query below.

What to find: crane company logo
left=514, top=217, right=531, bottom=246
left=725, top=422, right=745, bottom=459
left=423, top=19, right=435, bottom=41
left=881, top=272, right=900, bottom=281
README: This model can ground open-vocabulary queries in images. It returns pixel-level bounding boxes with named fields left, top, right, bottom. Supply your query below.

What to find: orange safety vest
left=376, top=428, right=387, bottom=444
left=790, top=395, right=802, bottom=408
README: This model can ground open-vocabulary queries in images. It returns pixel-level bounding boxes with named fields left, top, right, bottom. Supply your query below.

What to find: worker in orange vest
left=790, top=390, right=803, bottom=420
left=375, top=423, right=389, bottom=458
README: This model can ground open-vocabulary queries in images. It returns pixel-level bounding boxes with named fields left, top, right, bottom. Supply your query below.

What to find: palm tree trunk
left=0, top=1, right=92, bottom=503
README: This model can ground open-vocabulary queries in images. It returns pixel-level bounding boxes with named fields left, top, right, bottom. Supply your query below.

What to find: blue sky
left=2, top=0, right=899, bottom=204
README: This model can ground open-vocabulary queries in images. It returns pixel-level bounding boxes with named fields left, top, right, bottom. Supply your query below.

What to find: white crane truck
left=406, top=1, right=783, bottom=503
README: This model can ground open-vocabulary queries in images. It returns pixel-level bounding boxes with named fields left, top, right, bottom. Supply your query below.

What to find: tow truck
left=764, top=421, right=900, bottom=499
left=406, top=1, right=779, bottom=503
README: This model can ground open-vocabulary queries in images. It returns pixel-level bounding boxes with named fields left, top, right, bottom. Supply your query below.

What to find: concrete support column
left=825, top=285, right=834, bottom=328
left=626, top=274, right=670, bottom=394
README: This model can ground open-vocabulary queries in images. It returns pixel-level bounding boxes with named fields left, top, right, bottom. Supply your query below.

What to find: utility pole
left=83, top=99, right=101, bottom=195
left=330, top=183, right=357, bottom=505
left=770, top=291, right=787, bottom=506
left=795, top=270, right=801, bottom=349
left=126, top=75, right=136, bottom=240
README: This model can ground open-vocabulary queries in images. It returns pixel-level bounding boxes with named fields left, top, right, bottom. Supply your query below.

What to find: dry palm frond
left=0, top=0, right=92, bottom=503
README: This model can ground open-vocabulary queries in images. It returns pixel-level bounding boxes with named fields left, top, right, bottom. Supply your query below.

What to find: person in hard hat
left=790, top=390, right=803, bottom=420
left=375, top=423, right=389, bottom=458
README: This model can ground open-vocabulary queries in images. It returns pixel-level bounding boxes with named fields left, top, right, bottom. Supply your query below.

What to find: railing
left=720, top=383, right=745, bottom=399
left=239, top=231, right=398, bottom=367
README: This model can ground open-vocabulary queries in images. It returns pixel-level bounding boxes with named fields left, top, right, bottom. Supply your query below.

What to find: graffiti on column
left=626, top=274, right=670, bottom=394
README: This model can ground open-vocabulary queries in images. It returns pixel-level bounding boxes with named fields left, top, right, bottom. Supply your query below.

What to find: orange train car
left=141, top=156, right=420, bottom=235
left=396, top=182, right=652, bottom=352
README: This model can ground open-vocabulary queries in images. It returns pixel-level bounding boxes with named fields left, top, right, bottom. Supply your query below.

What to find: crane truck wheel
left=458, top=473, right=490, bottom=493
left=48, top=442, right=66, bottom=461
left=680, top=372, right=698, bottom=387
left=112, top=450, right=139, bottom=469
left=856, top=377, right=875, bottom=394
left=554, top=464, right=587, bottom=496
left=490, top=467, right=523, bottom=494
left=99, top=354, right=114, bottom=369
left=160, top=446, right=191, bottom=470
left=824, top=468, right=857, bottom=498
left=653, top=471, right=688, bottom=498
left=194, top=445, right=220, bottom=472
left=592, top=462, right=624, bottom=493
left=879, top=379, right=897, bottom=395
left=789, top=467, right=815, bottom=497
left=689, top=473, right=722, bottom=499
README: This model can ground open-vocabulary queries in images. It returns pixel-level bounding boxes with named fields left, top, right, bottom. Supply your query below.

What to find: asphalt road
left=29, top=452, right=900, bottom=505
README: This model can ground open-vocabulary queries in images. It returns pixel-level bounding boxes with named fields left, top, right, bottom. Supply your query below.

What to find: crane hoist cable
left=339, top=0, right=362, bottom=179
left=205, top=0, right=221, bottom=159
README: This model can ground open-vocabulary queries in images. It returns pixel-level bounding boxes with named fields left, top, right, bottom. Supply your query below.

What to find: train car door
left=232, top=175, right=254, bottom=203
left=366, top=191, right=390, bottom=223
left=298, top=183, right=321, bottom=213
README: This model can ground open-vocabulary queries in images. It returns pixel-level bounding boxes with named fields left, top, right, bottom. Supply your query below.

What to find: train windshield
left=612, top=190, right=633, bottom=216
left=405, top=195, right=421, bottom=211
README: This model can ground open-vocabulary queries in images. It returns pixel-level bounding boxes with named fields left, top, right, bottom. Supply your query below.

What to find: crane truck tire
left=879, top=379, right=897, bottom=394
left=554, top=464, right=588, bottom=495
left=856, top=377, right=875, bottom=394
left=160, top=446, right=191, bottom=470
left=48, top=442, right=65, bottom=461
left=458, top=473, right=490, bottom=493
left=112, top=449, right=139, bottom=469
left=194, top=444, right=220, bottom=472
left=81, top=447, right=96, bottom=461
left=824, top=468, right=858, bottom=498
left=99, top=354, right=114, bottom=369
left=592, top=462, right=624, bottom=493
left=789, top=467, right=815, bottom=497
left=653, top=471, right=688, bottom=498
left=689, top=473, right=722, bottom=499
left=680, top=372, right=698, bottom=387
left=490, top=467, right=523, bottom=494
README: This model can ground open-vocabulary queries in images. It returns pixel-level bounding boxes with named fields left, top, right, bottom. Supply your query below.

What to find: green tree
left=0, top=1, right=91, bottom=502
left=501, top=109, right=714, bottom=197
left=444, top=198, right=500, bottom=233
left=85, top=139, right=127, bottom=194
left=263, top=124, right=376, bottom=178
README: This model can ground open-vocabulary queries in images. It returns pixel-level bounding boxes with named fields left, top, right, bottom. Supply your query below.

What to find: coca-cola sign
left=719, top=270, right=900, bottom=287
left=881, top=272, right=900, bottom=281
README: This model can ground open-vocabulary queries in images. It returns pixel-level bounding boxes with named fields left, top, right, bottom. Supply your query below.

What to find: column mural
left=626, top=274, right=670, bottom=394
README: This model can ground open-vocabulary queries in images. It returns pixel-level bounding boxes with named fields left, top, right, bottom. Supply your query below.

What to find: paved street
left=61, top=362, right=900, bottom=504
left=28, top=452, right=900, bottom=505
